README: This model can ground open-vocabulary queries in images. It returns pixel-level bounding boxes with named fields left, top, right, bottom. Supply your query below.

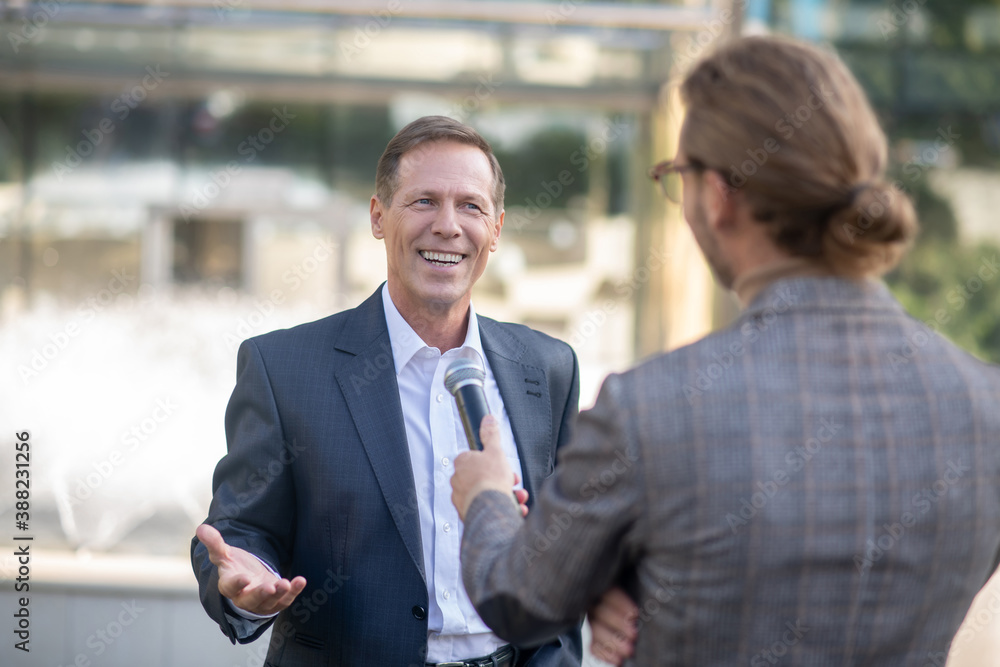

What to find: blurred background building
left=1, top=0, right=999, bottom=665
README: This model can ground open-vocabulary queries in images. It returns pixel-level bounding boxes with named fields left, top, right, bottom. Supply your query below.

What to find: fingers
left=589, top=616, right=636, bottom=665
left=229, top=575, right=308, bottom=616
left=512, top=473, right=529, bottom=516
left=276, top=576, right=307, bottom=610
left=219, top=571, right=257, bottom=602
left=198, top=523, right=253, bottom=598
left=453, top=417, right=516, bottom=521
left=598, top=587, right=640, bottom=626
left=289, top=576, right=307, bottom=595
left=198, top=524, right=308, bottom=615
left=513, top=488, right=530, bottom=517
left=588, top=587, right=638, bottom=665
left=197, top=523, right=230, bottom=565
left=478, top=415, right=502, bottom=454
left=260, top=575, right=307, bottom=614
left=590, top=627, right=631, bottom=666
left=231, top=577, right=279, bottom=613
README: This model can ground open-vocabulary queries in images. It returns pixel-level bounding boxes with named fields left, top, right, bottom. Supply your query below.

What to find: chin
left=418, top=283, right=469, bottom=308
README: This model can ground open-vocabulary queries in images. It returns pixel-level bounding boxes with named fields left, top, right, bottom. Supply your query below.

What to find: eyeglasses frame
left=648, top=158, right=708, bottom=203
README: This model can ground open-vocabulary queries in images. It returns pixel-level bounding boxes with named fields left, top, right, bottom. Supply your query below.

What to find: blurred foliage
left=886, top=240, right=1000, bottom=363
left=181, top=103, right=394, bottom=197
left=492, top=127, right=590, bottom=210
left=914, top=0, right=1000, bottom=49
left=883, top=173, right=1000, bottom=363
left=835, top=1, right=1000, bottom=364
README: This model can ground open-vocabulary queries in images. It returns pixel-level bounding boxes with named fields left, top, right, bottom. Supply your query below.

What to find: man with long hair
left=452, top=36, right=1000, bottom=665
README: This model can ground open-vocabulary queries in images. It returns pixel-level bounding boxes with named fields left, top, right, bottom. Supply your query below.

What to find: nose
left=430, top=205, right=462, bottom=239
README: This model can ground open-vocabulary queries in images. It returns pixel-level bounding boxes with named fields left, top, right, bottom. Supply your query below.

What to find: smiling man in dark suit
left=191, top=116, right=588, bottom=666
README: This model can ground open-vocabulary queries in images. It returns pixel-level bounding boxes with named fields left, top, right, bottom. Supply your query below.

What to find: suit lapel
left=334, top=288, right=425, bottom=583
left=480, top=320, right=553, bottom=503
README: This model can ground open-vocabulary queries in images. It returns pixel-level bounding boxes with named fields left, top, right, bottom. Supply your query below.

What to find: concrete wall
left=0, top=551, right=272, bottom=667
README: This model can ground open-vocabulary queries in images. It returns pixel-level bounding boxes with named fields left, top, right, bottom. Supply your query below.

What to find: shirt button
left=441, top=457, right=449, bottom=467
left=443, top=522, right=451, bottom=532
left=436, top=394, right=444, bottom=403
left=442, top=590, right=450, bottom=600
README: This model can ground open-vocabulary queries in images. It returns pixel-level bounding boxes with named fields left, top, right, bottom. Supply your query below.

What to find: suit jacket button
left=412, top=605, right=427, bottom=620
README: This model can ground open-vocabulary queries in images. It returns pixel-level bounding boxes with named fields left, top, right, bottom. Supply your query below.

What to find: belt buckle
left=433, top=662, right=469, bottom=667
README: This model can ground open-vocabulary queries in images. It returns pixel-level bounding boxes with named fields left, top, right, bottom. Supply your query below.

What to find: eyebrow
left=402, top=188, right=492, bottom=208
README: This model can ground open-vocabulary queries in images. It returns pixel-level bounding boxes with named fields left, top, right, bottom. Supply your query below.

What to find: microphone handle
left=455, top=384, right=491, bottom=451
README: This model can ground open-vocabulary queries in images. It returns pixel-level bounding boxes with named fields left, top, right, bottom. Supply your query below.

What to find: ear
left=370, top=195, right=385, bottom=239
left=702, top=171, right=740, bottom=233
left=490, top=209, right=504, bottom=252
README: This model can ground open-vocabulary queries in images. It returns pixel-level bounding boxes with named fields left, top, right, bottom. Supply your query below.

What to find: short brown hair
left=679, top=36, right=918, bottom=277
left=375, top=116, right=506, bottom=216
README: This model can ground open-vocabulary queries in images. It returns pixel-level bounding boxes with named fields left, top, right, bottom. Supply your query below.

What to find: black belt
left=426, top=644, right=517, bottom=667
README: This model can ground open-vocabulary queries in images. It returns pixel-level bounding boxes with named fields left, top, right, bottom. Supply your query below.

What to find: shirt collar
left=380, top=282, right=486, bottom=375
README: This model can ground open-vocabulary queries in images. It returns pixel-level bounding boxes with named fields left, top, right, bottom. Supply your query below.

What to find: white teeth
left=420, top=251, right=463, bottom=264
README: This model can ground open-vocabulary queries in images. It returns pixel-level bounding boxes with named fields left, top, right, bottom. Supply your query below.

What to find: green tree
left=884, top=175, right=1000, bottom=362
left=837, top=1, right=1000, bottom=364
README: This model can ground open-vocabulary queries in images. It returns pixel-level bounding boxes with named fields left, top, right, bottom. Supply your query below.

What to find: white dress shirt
left=381, top=283, right=523, bottom=663
left=225, top=284, right=524, bottom=663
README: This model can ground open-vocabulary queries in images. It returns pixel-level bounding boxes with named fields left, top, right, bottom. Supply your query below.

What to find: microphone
left=444, top=358, right=491, bottom=451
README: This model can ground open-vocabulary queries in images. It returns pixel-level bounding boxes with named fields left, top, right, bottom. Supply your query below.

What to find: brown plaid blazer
left=461, top=276, right=1000, bottom=666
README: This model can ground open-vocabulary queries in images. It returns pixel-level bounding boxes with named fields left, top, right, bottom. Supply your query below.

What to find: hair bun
left=847, top=182, right=873, bottom=206
left=825, top=181, right=918, bottom=276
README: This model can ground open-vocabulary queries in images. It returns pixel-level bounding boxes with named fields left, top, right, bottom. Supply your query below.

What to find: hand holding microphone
left=445, top=358, right=529, bottom=519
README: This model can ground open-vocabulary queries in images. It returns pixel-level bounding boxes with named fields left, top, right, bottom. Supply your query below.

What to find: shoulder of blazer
left=478, top=317, right=578, bottom=416
left=478, top=316, right=573, bottom=367
left=247, top=287, right=387, bottom=360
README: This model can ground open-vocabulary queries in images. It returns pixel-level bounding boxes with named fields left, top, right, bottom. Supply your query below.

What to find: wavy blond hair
left=680, top=36, right=918, bottom=277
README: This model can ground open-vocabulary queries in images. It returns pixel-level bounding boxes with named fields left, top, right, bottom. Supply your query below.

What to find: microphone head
left=444, top=358, right=486, bottom=396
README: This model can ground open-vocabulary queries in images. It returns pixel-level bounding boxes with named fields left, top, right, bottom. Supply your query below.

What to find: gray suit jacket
left=462, top=276, right=1000, bottom=665
left=191, top=286, right=582, bottom=666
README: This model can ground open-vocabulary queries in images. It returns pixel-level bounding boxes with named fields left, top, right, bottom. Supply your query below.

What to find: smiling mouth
left=420, top=250, right=465, bottom=267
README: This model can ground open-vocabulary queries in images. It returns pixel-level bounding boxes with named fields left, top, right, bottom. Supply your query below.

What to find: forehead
left=396, top=140, right=494, bottom=195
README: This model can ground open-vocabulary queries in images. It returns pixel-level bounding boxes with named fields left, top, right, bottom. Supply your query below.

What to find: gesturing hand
left=196, top=523, right=307, bottom=616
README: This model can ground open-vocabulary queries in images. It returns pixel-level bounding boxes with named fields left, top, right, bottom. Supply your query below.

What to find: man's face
left=370, top=140, right=504, bottom=318
left=678, top=148, right=736, bottom=289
